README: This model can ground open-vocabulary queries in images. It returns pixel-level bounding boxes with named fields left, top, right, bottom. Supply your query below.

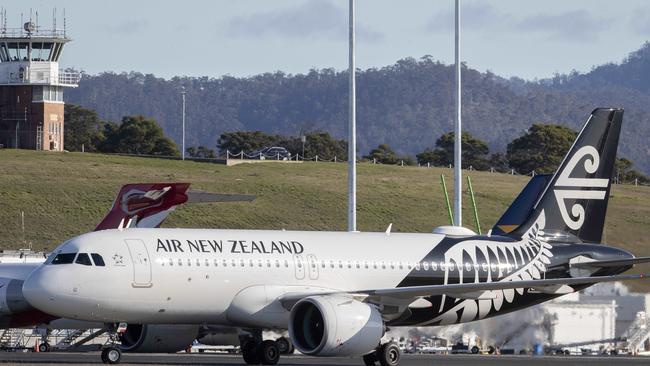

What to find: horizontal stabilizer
left=571, top=256, right=650, bottom=268
left=187, top=190, right=256, bottom=203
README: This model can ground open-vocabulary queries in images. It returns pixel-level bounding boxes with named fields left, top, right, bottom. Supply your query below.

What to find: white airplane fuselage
left=26, top=228, right=439, bottom=326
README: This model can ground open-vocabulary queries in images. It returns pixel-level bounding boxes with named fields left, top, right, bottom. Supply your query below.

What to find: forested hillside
left=66, top=42, right=650, bottom=172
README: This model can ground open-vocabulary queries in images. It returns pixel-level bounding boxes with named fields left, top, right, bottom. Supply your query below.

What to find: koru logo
left=553, top=146, right=609, bottom=230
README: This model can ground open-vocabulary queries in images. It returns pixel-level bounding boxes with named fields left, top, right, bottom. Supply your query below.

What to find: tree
left=187, top=146, right=216, bottom=159
left=507, top=124, right=577, bottom=174
left=99, top=115, right=179, bottom=156
left=416, top=131, right=490, bottom=170
left=364, top=144, right=399, bottom=164
left=489, top=153, right=510, bottom=172
left=615, top=157, right=649, bottom=184
left=300, top=132, right=347, bottom=160
left=63, top=104, right=104, bottom=152
left=217, top=131, right=278, bottom=155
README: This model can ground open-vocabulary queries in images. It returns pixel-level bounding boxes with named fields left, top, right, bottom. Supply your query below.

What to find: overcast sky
left=5, top=0, right=650, bottom=80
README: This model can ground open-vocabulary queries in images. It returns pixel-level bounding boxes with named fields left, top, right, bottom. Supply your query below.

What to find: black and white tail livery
left=509, top=108, right=623, bottom=243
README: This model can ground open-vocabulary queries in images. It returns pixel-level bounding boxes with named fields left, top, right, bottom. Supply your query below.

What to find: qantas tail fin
left=507, top=108, right=624, bottom=243
left=94, top=183, right=257, bottom=231
left=95, top=183, right=190, bottom=230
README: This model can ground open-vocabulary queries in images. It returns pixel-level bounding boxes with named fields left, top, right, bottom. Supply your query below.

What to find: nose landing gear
left=100, top=323, right=125, bottom=364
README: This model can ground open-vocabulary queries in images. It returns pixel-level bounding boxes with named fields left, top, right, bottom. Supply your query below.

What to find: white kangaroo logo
left=553, top=146, right=609, bottom=230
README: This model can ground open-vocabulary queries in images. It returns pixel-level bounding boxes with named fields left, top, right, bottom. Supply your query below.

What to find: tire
left=378, top=343, right=401, bottom=366
left=471, top=346, right=480, bottom=354
left=259, top=340, right=280, bottom=365
left=276, top=337, right=290, bottom=354
left=38, top=343, right=50, bottom=353
left=102, top=347, right=122, bottom=364
left=242, top=339, right=261, bottom=365
left=363, top=352, right=377, bottom=366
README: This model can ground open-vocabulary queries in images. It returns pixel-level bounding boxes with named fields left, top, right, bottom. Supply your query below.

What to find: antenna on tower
left=35, top=11, right=39, bottom=30
left=53, top=8, right=57, bottom=30
left=63, top=8, right=67, bottom=37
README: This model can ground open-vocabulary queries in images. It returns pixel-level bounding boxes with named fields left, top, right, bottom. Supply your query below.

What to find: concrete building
left=0, top=13, right=79, bottom=151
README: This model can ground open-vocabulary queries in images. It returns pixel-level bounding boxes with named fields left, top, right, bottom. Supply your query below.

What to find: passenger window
left=431, top=262, right=437, bottom=271
left=51, top=253, right=76, bottom=265
left=423, top=262, right=429, bottom=271
left=91, top=253, right=106, bottom=267
left=75, top=253, right=92, bottom=266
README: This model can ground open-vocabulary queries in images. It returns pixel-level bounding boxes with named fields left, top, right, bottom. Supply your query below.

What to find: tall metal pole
left=348, top=0, right=357, bottom=232
left=181, top=87, right=186, bottom=160
left=453, top=0, right=462, bottom=227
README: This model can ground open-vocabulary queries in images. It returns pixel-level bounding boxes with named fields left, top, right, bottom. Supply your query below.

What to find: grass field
left=1, top=149, right=649, bottom=292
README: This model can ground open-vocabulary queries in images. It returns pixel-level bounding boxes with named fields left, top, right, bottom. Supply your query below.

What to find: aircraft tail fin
left=507, top=108, right=623, bottom=243
left=491, top=174, right=552, bottom=236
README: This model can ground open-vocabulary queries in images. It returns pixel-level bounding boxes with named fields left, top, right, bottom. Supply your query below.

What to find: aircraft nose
left=22, top=267, right=57, bottom=313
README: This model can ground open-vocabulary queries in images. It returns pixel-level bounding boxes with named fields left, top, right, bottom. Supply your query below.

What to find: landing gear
left=101, top=323, right=125, bottom=364
left=240, top=334, right=281, bottom=365
left=363, top=342, right=401, bottom=366
left=38, top=342, right=50, bottom=353
left=276, top=337, right=294, bottom=355
left=259, top=340, right=280, bottom=365
left=242, top=339, right=261, bottom=365
left=101, top=347, right=122, bottom=364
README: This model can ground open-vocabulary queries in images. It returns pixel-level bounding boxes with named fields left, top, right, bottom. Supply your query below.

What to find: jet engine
left=288, top=295, right=383, bottom=356
left=119, top=324, right=199, bottom=353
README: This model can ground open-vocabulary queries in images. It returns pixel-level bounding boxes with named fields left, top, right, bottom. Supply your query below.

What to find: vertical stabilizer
left=508, top=108, right=623, bottom=243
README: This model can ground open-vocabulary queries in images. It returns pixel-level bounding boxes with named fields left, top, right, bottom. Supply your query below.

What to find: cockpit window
left=51, top=253, right=77, bottom=265
left=75, top=253, right=92, bottom=266
left=91, top=253, right=105, bottom=267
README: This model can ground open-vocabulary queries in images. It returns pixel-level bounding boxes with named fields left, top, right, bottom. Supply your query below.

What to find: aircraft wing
left=279, top=273, right=648, bottom=309
left=354, top=273, right=647, bottom=299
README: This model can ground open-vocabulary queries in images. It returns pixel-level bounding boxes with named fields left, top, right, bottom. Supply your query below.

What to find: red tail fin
left=95, top=183, right=190, bottom=231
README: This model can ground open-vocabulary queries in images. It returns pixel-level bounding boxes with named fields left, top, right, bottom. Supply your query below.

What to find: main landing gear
left=240, top=332, right=281, bottom=365
left=363, top=342, right=401, bottom=366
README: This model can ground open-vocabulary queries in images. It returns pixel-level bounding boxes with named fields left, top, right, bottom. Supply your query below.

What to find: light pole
left=453, top=0, right=462, bottom=227
left=301, top=135, right=306, bottom=160
left=348, top=0, right=357, bottom=232
left=180, top=86, right=187, bottom=160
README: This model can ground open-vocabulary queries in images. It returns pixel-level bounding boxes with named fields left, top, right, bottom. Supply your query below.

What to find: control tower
left=0, top=12, right=80, bottom=151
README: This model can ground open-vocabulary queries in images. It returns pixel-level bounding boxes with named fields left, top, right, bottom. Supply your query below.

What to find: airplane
left=21, top=108, right=650, bottom=365
left=0, top=183, right=254, bottom=352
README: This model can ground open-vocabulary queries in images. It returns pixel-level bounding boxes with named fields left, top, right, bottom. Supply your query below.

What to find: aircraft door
left=307, top=254, right=319, bottom=280
left=293, top=254, right=305, bottom=280
left=124, top=239, right=152, bottom=287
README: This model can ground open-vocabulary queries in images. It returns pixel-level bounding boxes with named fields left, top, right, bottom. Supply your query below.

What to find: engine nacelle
left=288, top=295, right=383, bottom=357
left=120, top=324, right=199, bottom=353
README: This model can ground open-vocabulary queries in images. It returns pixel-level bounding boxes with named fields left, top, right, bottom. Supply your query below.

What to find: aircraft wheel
left=377, top=342, right=401, bottom=366
left=38, top=343, right=50, bottom=353
left=101, top=347, right=122, bottom=364
left=259, top=340, right=280, bottom=365
left=276, top=337, right=289, bottom=354
left=242, top=339, right=261, bottom=365
left=363, top=351, right=377, bottom=366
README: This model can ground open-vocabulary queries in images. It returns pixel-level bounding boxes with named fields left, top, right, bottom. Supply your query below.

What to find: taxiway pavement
left=0, top=353, right=648, bottom=365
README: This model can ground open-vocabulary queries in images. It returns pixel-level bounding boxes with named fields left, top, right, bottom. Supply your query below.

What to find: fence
left=68, top=150, right=650, bottom=188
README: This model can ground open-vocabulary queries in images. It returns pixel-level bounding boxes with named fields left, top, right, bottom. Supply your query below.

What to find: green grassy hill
left=1, top=150, right=649, bottom=291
